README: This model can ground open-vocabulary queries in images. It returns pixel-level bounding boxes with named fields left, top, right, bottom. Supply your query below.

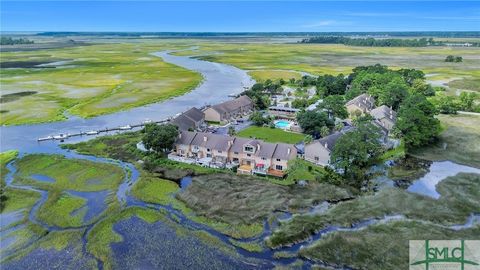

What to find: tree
left=143, top=123, right=179, bottom=153
left=396, top=68, right=425, bottom=86
left=330, top=120, right=383, bottom=188
left=378, top=77, right=409, bottom=110
left=320, top=126, right=330, bottom=137
left=318, top=95, right=348, bottom=119
left=303, top=135, right=313, bottom=144
left=435, top=95, right=459, bottom=114
left=458, top=92, right=476, bottom=111
left=445, top=55, right=462, bottom=62
left=249, top=111, right=271, bottom=126
left=411, top=79, right=435, bottom=96
left=291, top=98, right=308, bottom=109
left=393, top=94, right=440, bottom=149
left=228, top=126, right=236, bottom=136
left=297, top=110, right=334, bottom=137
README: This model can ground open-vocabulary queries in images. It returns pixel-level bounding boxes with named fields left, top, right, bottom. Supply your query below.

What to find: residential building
left=203, top=95, right=254, bottom=123
left=304, top=131, right=344, bottom=166
left=268, top=106, right=299, bottom=118
left=171, top=107, right=205, bottom=131
left=369, top=105, right=397, bottom=132
left=171, top=131, right=297, bottom=177
left=346, top=94, right=375, bottom=117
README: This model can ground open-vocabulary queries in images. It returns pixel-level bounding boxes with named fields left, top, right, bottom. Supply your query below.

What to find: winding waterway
left=0, top=50, right=254, bottom=153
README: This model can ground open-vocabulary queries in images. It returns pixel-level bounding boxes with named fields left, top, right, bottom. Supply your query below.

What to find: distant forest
left=300, top=36, right=480, bottom=47
left=0, top=37, right=34, bottom=45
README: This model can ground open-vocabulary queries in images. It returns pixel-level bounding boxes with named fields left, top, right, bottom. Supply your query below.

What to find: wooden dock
left=37, top=118, right=171, bottom=142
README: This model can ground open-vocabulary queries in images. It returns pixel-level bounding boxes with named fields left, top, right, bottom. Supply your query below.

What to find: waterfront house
left=304, top=131, right=344, bottom=166
left=369, top=105, right=397, bottom=132
left=171, top=131, right=297, bottom=177
left=203, top=96, right=254, bottom=123
left=346, top=94, right=375, bottom=117
left=172, top=107, right=205, bottom=131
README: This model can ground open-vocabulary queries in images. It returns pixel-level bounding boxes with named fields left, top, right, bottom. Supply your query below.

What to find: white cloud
left=302, top=20, right=336, bottom=28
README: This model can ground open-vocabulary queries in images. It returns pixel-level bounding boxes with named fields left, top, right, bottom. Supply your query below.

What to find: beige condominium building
left=203, top=95, right=254, bottom=123
left=172, top=131, right=297, bottom=177
left=346, top=93, right=376, bottom=117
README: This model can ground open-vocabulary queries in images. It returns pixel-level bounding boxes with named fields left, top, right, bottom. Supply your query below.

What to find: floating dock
left=37, top=118, right=170, bottom=142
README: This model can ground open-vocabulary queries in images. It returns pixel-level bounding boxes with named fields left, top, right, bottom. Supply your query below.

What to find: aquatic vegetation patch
left=267, top=173, right=480, bottom=248
left=0, top=91, right=37, bottom=104
left=3, top=229, right=97, bottom=270
left=0, top=150, right=18, bottom=184
left=299, top=220, right=480, bottom=270
left=37, top=191, right=87, bottom=227
left=14, top=154, right=125, bottom=192
left=0, top=42, right=202, bottom=125
left=109, top=215, right=265, bottom=270
left=228, top=239, right=263, bottom=252
left=131, top=173, right=179, bottom=205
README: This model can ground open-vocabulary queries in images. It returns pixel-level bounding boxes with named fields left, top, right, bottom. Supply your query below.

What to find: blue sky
left=1, top=1, right=479, bottom=32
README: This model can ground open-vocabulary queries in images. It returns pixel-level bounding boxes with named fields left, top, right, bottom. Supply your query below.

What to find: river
left=0, top=50, right=254, bottom=153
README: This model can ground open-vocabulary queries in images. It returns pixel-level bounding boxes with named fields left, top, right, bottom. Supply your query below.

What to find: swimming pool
left=274, top=120, right=291, bottom=129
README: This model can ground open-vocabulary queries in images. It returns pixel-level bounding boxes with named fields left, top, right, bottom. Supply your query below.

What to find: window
left=244, top=146, right=254, bottom=153
left=233, top=158, right=239, bottom=162
left=207, top=148, right=211, bottom=152
left=276, top=158, right=281, bottom=162
left=247, top=154, right=251, bottom=157
left=262, top=157, right=266, bottom=160
left=314, top=156, right=319, bottom=161
left=275, top=165, right=283, bottom=170
left=207, top=154, right=212, bottom=158
left=234, top=152, right=239, bottom=155
left=218, top=150, right=222, bottom=153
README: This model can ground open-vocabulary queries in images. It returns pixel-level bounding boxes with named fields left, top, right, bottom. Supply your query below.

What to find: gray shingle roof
left=273, top=143, right=297, bottom=160
left=317, top=131, right=344, bottom=152
left=346, top=94, right=375, bottom=111
left=183, top=107, right=204, bottom=123
left=172, top=114, right=196, bottom=131
left=369, top=105, right=397, bottom=122
left=257, top=142, right=277, bottom=158
left=176, top=131, right=197, bottom=145
left=230, top=137, right=251, bottom=153
left=210, top=95, right=253, bottom=114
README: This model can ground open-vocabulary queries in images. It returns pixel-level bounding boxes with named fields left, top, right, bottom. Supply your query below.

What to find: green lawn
left=237, top=126, right=305, bottom=144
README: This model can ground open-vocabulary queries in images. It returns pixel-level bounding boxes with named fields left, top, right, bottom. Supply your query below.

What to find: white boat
left=53, top=133, right=68, bottom=140
left=85, top=130, right=99, bottom=135
left=228, top=93, right=237, bottom=97
left=143, top=119, right=152, bottom=124
left=38, top=136, right=54, bottom=141
left=119, top=125, right=132, bottom=130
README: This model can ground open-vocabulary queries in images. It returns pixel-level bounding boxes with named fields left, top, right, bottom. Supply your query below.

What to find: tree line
left=300, top=36, right=479, bottom=47
left=1, top=37, right=34, bottom=45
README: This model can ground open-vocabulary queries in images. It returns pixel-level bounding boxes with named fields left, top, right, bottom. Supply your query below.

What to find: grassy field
left=248, top=70, right=302, bottom=82
left=410, top=114, right=480, bottom=168
left=0, top=150, right=18, bottom=184
left=176, top=43, right=480, bottom=82
left=13, top=154, right=125, bottom=227
left=266, top=173, right=480, bottom=248
left=0, top=42, right=201, bottom=125
left=237, top=126, right=305, bottom=144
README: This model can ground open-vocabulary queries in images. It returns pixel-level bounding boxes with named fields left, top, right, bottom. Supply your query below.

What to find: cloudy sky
left=1, top=1, right=479, bottom=32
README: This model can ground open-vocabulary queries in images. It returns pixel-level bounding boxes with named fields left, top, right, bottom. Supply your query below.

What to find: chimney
left=257, top=144, right=261, bottom=151
left=228, top=140, right=233, bottom=147
left=287, top=148, right=291, bottom=155
left=203, top=136, right=207, bottom=142
left=324, top=142, right=328, bottom=149
left=179, top=133, right=182, bottom=139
